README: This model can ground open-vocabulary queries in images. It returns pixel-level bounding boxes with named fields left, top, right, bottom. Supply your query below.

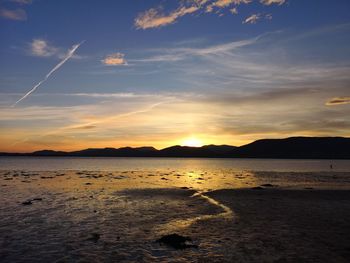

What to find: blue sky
left=0, top=0, right=350, bottom=151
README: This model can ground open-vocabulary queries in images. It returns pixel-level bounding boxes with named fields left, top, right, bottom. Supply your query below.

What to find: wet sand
left=206, top=189, right=350, bottom=262
left=1, top=169, right=350, bottom=262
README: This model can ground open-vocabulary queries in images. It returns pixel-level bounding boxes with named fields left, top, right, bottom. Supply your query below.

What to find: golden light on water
left=181, top=137, right=203, bottom=147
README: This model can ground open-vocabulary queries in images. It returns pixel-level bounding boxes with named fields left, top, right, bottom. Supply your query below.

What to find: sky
left=0, top=0, right=350, bottom=152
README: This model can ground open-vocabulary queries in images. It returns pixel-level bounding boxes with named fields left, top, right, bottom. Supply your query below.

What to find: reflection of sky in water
left=1, top=157, right=350, bottom=172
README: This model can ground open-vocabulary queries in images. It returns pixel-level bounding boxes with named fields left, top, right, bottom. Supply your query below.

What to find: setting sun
left=181, top=137, right=203, bottom=147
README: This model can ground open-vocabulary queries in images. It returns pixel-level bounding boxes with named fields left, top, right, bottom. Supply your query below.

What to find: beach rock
left=22, top=200, right=32, bottom=205
left=156, top=234, right=198, bottom=249
left=86, top=233, right=100, bottom=243
left=251, top=186, right=264, bottom=190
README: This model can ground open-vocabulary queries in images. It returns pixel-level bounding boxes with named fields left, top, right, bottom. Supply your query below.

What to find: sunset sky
left=1, top=0, right=350, bottom=152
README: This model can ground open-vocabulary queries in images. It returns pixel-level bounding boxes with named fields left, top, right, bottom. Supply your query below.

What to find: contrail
left=12, top=40, right=85, bottom=107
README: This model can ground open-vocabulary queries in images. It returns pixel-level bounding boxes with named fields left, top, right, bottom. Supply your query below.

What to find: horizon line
left=1, top=135, right=349, bottom=154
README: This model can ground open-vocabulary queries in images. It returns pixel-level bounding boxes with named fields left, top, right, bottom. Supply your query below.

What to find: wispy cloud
left=135, top=5, right=199, bottom=29
left=134, top=0, right=284, bottom=29
left=206, top=0, right=251, bottom=12
left=0, top=8, right=26, bottom=20
left=230, top=7, right=238, bottom=14
left=12, top=41, right=84, bottom=107
left=0, top=0, right=32, bottom=21
left=28, top=39, right=84, bottom=59
left=131, top=34, right=261, bottom=63
left=243, top=13, right=272, bottom=24
left=102, top=52, right=128, bottom=66
left=326, top=97, right=350, bottom=106
left=242, top=13, right=260, bottom=24
left=260, top=0, right=285, bottom=6
left=30, top=39, right=58, bottom=57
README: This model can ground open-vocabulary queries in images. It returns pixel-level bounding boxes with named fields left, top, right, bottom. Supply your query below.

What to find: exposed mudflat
left=1, top=169, right=350, bottom=262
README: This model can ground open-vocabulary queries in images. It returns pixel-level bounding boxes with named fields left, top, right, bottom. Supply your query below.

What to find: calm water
left=1, top=157, right=350, bottom=172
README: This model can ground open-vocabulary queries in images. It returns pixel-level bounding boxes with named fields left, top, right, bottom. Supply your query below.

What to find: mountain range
left=1, top=137, right=350, bottom=159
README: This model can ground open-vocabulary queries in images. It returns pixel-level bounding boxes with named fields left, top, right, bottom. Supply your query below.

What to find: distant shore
left=1, top=136, right=350, bottom=159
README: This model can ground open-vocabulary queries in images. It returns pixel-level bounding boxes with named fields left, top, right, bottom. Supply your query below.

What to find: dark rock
left=22, top=200, right=32, bottom=205
left=32, top=198, right=43, bottom=201
left=86, top=233, right=100, bottom=243
left=252, top=186, right=264, bottom=190
left=156, top=233, right=198, bottom=249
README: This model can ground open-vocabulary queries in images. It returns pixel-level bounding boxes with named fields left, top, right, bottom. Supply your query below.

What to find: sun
left=181, top=137, right=203, bottom=147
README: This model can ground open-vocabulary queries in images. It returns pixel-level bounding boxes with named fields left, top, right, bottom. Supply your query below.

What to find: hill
left=1, top=137, right=349, bottom=159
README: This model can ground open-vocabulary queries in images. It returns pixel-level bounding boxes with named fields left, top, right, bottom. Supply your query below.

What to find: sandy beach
left=1, top=166, right=350, bottom=262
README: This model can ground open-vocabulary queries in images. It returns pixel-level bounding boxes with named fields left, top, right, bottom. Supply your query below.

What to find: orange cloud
left=135, top=6, right=199, bottom=29
left=206, top=0, right=251, bottom=12
left=135, top=0, right=284, bottom=29
left=102, top=53, right=127, bottom=66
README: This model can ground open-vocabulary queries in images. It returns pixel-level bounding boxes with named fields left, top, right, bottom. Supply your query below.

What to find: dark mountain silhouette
left=56, top=147, right=157, bottom=157
left=231, top=137, right=350, bottom=159
left=1, top=137, right=349, bottom=159
left=159, top=145, right=237, bottom=157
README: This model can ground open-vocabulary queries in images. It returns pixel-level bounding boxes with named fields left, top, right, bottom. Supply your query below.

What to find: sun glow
left=181, top=137, right=203, bottom=147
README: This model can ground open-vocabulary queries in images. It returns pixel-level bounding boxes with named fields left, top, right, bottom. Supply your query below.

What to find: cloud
left=0, top=8, right=27, bottom=20
left=133, top=36, right=260, bottom=63
left=102, top=53, right=128, bottom=66
left=260, top=0, right=285, bottom=6
left=30, top=39, right=58, bottom=57
left=326, top=97, right=350, bottom=106
left=230, top=7, right=238, bottom=14
left=242, top=13, right=261, bottom=24
left=134, top=0, right=284, bottom=29
left=28, top=39, right=85, bottom=59
left=206, top=0, right=251, bottom=12
left=242, top=13, right=272, bottom=24
left=135, top=5, right=199, bottom=29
